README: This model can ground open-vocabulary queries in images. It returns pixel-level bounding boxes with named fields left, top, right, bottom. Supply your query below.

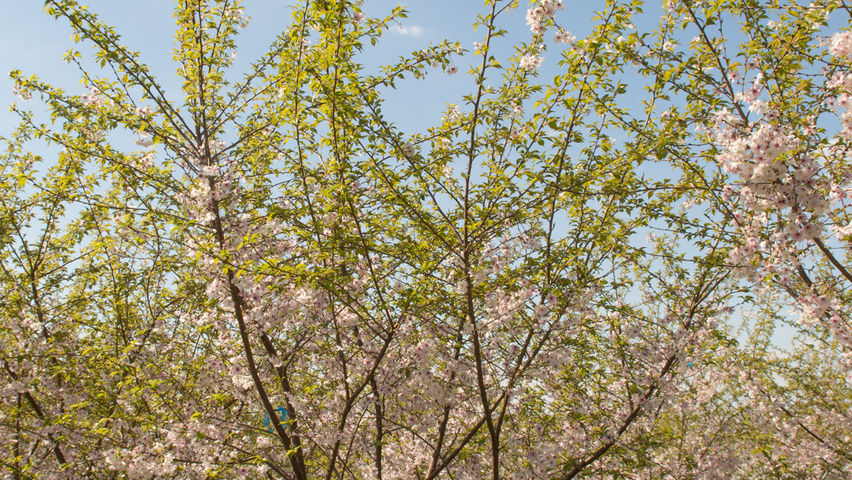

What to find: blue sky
left=0, top=1, right=606, bottom=136
left=0, top=1, right=803, bottom=347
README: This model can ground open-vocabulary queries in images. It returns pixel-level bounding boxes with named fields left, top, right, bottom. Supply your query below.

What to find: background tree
left=613, top=0, right=852, bottom=476
left=1, top=0, right=849, bottom=479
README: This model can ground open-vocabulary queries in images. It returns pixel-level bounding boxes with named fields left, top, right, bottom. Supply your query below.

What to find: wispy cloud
left=389, top=25, right=425, bottom=37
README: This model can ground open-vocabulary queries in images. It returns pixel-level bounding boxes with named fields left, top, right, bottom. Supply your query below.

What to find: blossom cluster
left=519, top=53, right=544, bottom=71
left=829, top=30, right=852, bottom=61
left=223, top=7, right=251, bottom=29
left=526, top=0, right=565, bottom=34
